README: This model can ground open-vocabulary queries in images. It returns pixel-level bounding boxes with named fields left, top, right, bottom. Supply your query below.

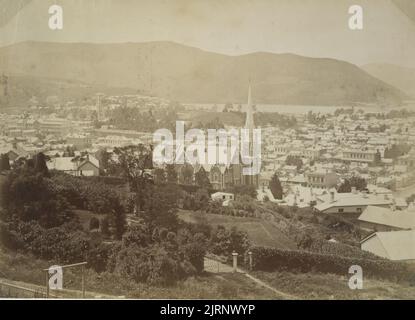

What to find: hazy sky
left=1, top=0, right=415, bottom=68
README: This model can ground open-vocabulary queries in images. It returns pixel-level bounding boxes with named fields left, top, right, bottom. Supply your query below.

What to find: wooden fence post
left=45, top=270, right=49, bottom=298
left=232, top=251, right=238, bottom=273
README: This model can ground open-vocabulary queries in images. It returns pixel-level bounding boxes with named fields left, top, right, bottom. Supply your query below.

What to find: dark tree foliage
left=1, top=169, right=72, bottom=227
left=180, top=164, right=194, bottom=185
left=140, top=184, right=179, bottom=230
left=195, top=168, right=211, bottom=189
left=95, top=148, right=110, bottom=171
left=153, top=167, right=166, bottom=185
left=0, top=154, right=10, bottom=171
left=285, top=155, right=303, bottom=170
left=269, top=173, right=283, bottom=200
left=384, top=144, right=411, bottom=159
left=166, top=164, right=178, bottom=184
left=109, top=106, right=178, bottom=132
left=89, top=217, right=100, bottom=230
left=209, top=225, right=250, bottom=257
left=337, top=177, right=367, bottom=193
left=110, top=145, right=153, bottom=211
left=101, top=216, right=110, bottom=237
left=254, top=112, right=297, bottom=129
left=33, top=152, right=50, bottom=177
left=111, top=220, right=209, bottom=285
left=226, top=184, right=257, bottom=199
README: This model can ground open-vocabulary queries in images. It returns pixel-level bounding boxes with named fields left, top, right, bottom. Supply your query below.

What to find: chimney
left=330, top=191, right=335, bottom=203
left=351, top=186, right=357, bottom=194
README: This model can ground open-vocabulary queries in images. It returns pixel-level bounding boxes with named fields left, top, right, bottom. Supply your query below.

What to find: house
left=211, top=192, right=234, bottom=206
left=305, top=170, right=339, bottom=189
left=47, top=155, right=100, bottom=176
left=342, top=149, right=377, bottom=163
left=314, top=191, right=402, bottom=215
left=361, top=230, right=415, bottom=262
left=358, top=206, right=415, bottom=231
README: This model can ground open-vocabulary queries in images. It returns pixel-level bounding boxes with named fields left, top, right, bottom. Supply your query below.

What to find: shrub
left=209, top=225, right=250, bottom=258
left=251, top=246, right=411, bottom=283
left=87, top=242, right=113, bottom=273
left=89, top=217, right=100, bottom=231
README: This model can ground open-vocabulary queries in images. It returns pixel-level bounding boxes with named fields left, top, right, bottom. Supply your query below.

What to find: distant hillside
left=362, top=63, right=415, bottom=99
left=0, top=41, right=406, bottom=105
left=0, top=74, right=135, bottom=107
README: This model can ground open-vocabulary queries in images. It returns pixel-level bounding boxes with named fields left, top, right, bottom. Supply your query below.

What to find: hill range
left=0, top=41, right=407, bottom=106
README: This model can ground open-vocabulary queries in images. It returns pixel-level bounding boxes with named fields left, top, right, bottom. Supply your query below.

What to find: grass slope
left=178, top=209, right=297, bottom=249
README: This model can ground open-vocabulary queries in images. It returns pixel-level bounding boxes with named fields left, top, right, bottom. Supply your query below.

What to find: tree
left=227, top=185, right=257, bottom=199
left=269, top=173, right=283, bottom=199
left=89, top=217, right=100, bottom=230
left=209, top=225, right=250, bottom=256
left=101, top=217, right=110, bottom=237
left=194, top=188, right=210, bottom=210
left=181, top=165, right=194, bottom=185
left=285, top=155, right=303, bottom=170
left=109, top=200, right=127, bottom=240
left=337, top=177, right=367, bottom=193
left=0, top=154, right=10, bottom=171
left=140, top=184, right=179, bottom=230
left=33, top=152, right=50, bottom=177
left=223, top=103, right=232, bottom=112
left=374, top=150, right=382, bottom=165
left=406, top=194, right=415, bottom=204
left=153, top=168, right=166, bottom=185
left=111, top=145, right=153, bottom=211
left=96, top=148, right=110, bottom=171
left=64, top=146, right=75, bottom=157
left=166, top=164, right=178, bottom=184
left=1, top=169, right=72, bottom=227
left=337, top=179, right=351, bottom=193
left=195, top=168, right=211, bottom=189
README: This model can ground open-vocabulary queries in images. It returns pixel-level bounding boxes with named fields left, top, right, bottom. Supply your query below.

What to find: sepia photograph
left=0, top=0, right=415, bottom=305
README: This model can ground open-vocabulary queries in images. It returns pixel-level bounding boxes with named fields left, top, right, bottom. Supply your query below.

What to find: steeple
left=241, top=82, right=259, bottom=188
left=244, top=83, right=255, bottom=132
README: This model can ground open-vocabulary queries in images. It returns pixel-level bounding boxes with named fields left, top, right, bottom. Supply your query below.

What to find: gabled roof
left=47, top=157, right=77, bottom=171
left=358, top=206, right=415, bottom=229
left=315, top=193, right=394, bottom=212
left=361, top=230, right=415, bottom=261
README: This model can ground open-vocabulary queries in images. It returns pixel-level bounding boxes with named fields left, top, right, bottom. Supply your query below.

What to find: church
left=176, top=84, right=260, bottom=190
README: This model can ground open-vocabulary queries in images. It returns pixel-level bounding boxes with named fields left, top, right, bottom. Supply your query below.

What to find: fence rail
left=0, top=280, right=50, bottom=298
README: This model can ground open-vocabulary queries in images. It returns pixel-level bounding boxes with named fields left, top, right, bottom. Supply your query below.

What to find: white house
left=47, top=155, right=100, bottom=176
left=211, top=192, right=234, bottom=202
left=314, top=191, right=407, bottom=215
left=361, top=230, right=415, bottom=262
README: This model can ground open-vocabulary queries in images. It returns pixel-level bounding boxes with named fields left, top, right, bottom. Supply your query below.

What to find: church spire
left=244, top=83, right=255, bottom=132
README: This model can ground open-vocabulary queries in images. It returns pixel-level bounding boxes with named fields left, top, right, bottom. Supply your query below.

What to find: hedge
left=251, top=246, right=413, bottom=283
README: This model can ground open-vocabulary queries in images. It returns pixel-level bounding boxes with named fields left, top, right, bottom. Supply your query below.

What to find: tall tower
left=242, top=83, right=259, bottom=188
left=96, top=93, right=105, bottom=121
left=245, top=84, right=254, bottom=133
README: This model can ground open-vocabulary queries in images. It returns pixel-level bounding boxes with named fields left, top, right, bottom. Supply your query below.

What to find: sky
left=0, top=0, right=415, bottom=68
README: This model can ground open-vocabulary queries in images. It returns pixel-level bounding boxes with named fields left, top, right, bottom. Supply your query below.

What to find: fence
left=0, top=280, right=54, bottom=298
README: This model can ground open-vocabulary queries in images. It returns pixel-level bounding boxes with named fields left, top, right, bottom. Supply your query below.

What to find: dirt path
left=203, top=258, right=298, bottom=300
